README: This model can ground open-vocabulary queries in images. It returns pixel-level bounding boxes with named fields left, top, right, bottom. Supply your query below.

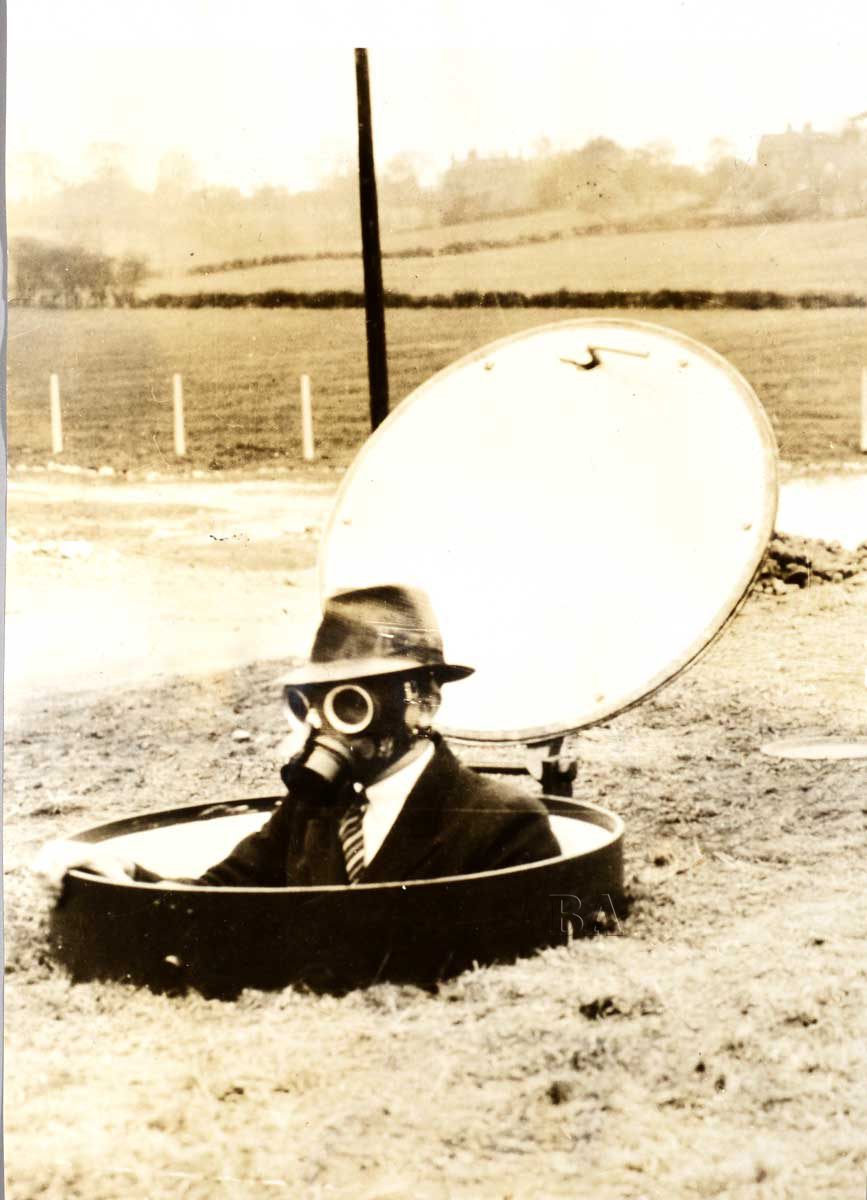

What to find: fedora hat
left=279, top=584, right=474, bottom=687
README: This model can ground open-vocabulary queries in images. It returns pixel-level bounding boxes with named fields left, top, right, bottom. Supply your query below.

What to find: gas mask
left=281, top=673, right=441, bottom=791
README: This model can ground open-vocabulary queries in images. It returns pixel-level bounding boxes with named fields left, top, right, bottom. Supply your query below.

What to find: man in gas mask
left=36, top=585, right=560, bottom=890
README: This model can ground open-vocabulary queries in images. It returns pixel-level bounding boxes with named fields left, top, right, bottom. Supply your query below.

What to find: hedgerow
left=141, top=288, right=867, bottom=311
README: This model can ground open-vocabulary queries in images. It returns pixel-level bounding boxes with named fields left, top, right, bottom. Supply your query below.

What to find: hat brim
left=277, top=656, right=474, bottom=687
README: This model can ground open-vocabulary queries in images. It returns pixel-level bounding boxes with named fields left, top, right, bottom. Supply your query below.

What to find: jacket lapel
left=360, top=738, right=456, bottom=883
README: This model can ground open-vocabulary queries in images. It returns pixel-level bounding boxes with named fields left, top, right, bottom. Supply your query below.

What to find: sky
left=6, top=0, right=867, bottom=199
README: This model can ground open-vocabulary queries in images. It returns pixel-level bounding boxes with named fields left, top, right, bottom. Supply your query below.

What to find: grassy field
left=5, top=580, right=866, bottom=1198
left=185, top=206, right=605, bottom=277
left=147, top=217, right=867, bottom=298
left=7, top=306, right=867, bottom=470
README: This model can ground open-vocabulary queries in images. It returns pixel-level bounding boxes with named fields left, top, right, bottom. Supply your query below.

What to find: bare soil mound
left=755, top=532, right=867, bottom=594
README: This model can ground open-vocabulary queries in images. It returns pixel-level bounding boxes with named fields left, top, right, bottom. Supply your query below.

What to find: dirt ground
left=4, top=468, right=336, bottom=711
left=4, top=467, right=867, bottom=1199
left=7, top=463, right=867, bottom=711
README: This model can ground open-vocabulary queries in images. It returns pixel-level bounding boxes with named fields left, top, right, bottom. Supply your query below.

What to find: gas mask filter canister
left=282, top=683, right=380, bottom=787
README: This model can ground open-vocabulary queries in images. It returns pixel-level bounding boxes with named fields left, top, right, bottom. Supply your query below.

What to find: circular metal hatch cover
left=320, top=319, right=778, bottom=743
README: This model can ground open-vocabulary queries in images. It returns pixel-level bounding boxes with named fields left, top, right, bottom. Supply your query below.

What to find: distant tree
left=11, top=238, right=117, bottom=307
left=85, top=141, right=134, bottom=185
left=79, top=249, right=114, bottom=306
left=533, top=138, right=628, bottom=211
left=642, top=139, right=677, bottom=167
left=10, top=151, right=65, bottom=204
left=381, top=152, right=423, bottom=200
left=707, top=137, right=736, bottom=166
left=11, top=238, right=51, bottom=304
left=59, top=245, right=86, bottom=306
left=112, top=254, right=150, bottom=306
left=155, top=149, right=200, bottom=198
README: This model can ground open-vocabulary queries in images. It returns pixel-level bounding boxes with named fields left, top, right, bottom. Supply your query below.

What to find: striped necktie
left=338, top=790, right=368, bottom=884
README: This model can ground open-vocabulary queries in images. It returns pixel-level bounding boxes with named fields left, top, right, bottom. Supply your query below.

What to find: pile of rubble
left=754, top=533, right=867, bottom=595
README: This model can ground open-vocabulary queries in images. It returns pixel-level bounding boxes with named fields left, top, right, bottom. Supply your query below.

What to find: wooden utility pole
left=355, top=48, right=389, bottom=431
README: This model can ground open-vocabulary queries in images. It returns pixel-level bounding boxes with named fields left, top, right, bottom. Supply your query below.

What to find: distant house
left=756, top=116, right=867, bottom=215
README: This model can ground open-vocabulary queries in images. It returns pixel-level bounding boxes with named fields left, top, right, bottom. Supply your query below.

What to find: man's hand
left=277, top=723, right=315, bottom=767
left=32, top=839, right=137, bottom=902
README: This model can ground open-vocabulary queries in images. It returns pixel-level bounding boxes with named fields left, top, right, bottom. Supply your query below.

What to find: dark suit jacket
left=137, top=738, right=560, bottom=888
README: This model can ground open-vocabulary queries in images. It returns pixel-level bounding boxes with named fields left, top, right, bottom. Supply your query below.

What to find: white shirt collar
left=364, top=740, right=435, bottom=808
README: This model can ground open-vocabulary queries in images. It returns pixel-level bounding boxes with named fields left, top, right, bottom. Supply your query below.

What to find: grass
left=5, top=584, right=867, bottom=1198
left=7, top=306, right=867, bottom=471
left=147, top=216, right=867, bottom=298
left=185, top=206, right=603, bottom=277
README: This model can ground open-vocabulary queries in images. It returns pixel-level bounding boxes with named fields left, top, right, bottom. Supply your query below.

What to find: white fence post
left=173, top=374, right=186, bottom=458
left=300, top=374, right=315, bottom=461
left=861, top=368, right=867, bottom=454
left=50, top=373, right=63, bottom=454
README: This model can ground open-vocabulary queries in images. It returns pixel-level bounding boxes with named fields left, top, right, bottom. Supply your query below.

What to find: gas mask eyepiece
left=283, top=686, right=314, bottom=728
left=322, top=684, right=376, bottom=735
left=283, top=683, right=377, bottom=736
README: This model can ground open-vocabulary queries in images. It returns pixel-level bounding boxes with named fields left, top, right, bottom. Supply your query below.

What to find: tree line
left=9, top=121, right=866, bottom=289
left=6, top=134, right=791, bottom=278
left=10, top=238, right=150, bottom=307
left=143, top=286, right=866, bottom=311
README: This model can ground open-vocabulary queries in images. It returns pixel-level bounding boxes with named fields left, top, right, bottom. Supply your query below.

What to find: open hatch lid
left=320, top=318, right=778, bottom=744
